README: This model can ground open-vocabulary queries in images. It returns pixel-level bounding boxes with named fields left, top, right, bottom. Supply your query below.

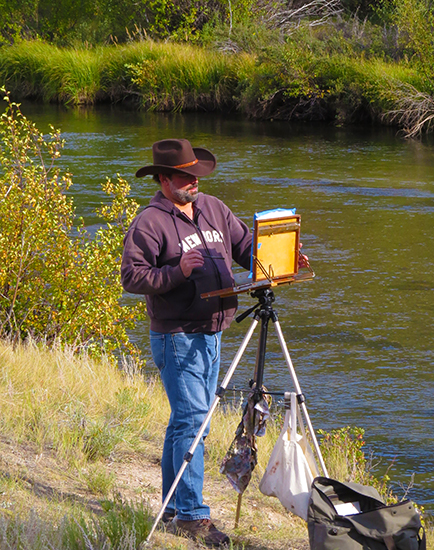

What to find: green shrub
left=0, top=90, right=146, bottom=359
left=319, top=426, right=367, bottom=483
left=80, top=463, right=117, bottom=495
left=61, top=495, right=153, bottom=549
left=61, top=495, right=153, bottom=550
left=319, top=426, right=396, bottom=503
left=123, top=41, right=240, bottom=111
left=391, top=0, right=434, bottom=79
left=0, top=497, right=153, bottom=550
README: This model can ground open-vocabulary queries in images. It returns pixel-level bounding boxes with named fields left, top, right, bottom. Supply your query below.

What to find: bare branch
left=266, top=0, right=343, bottom=31
left=398, top=473, right=415, bottom=501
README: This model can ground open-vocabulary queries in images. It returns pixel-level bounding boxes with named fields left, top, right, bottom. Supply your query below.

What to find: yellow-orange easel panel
left=252, top=215, right=301, bottom=282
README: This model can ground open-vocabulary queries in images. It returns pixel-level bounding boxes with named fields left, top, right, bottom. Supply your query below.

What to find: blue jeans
left=150, top=330, right=222, bottom=521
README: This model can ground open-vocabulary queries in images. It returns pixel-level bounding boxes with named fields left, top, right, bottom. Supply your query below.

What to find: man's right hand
left=180, top=249, right=204, bottom=278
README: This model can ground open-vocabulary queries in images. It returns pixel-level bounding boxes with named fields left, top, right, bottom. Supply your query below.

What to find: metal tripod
left=146, top=287, right=328, bottom=544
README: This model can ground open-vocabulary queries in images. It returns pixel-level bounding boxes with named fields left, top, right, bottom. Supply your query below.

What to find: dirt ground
left=0, top=435, right=310, bottom=550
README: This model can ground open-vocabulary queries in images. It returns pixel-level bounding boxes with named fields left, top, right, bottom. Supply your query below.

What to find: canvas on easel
left=201, top=208, right=312, bottom=299
left=252, top=209, right=300, bottom=284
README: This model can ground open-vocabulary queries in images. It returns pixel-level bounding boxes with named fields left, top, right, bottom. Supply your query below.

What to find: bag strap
left=296, top=399, right=309, bottom=441
left=383, top=536, right=396, bottom=550
left=290, top=392, right=297, bottom=441
left=382, top=532, right=425, bottom=550
left=282, top=407, right=291, bottom=434
left=288, top=391, right=310, bottom=442
left=383, top=523, right=426, bottom=550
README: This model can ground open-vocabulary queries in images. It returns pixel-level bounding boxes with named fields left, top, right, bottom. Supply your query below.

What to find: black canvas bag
left=308, top=477, right=426, bottom=550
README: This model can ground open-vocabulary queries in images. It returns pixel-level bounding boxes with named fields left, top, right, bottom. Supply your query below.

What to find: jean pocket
left=150, top=332, right=165, bottom=372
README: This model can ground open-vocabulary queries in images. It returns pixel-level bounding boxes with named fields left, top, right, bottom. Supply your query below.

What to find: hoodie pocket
left=150, top=280, right=196, bottom=321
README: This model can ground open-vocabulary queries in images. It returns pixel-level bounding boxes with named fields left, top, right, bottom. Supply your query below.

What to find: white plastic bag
left=259, top=392, right=319, bottom=521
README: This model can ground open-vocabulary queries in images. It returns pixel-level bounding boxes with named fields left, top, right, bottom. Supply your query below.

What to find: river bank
left=2, top=339, right=428, bottom=549
left=1, top=33, right=433, bottom=136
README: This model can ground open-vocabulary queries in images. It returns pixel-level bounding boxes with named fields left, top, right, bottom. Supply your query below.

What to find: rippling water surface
left=21, top=103, right=434, bottom=511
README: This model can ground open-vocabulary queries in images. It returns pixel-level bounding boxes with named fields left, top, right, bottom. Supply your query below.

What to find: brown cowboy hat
left=135, top=139, right=216, bottom=178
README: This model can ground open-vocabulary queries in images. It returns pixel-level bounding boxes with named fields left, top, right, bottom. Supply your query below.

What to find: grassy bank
left=0, top=339, right=432, bottom=549
left=0, top=40, right=246, bottom=109
left=1, top=34, right=433, bottom=135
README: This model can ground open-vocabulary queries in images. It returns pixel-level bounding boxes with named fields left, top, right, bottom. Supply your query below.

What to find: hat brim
left=136, top=147, right=216, bottom=178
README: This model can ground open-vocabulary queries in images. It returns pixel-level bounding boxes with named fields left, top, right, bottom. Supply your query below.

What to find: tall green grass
left=102, top=40, right=248, bottom=110
left=0, top=40, right=245, bottom=109
left=0, top=42, right=105, bottom=104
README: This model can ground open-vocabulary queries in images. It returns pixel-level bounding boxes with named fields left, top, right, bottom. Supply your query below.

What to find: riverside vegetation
left=1, top=0, right=434, bottom=136
left=0, top=82, right=432, bottom=550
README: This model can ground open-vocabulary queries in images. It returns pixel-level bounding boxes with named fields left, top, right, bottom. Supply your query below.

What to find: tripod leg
left=145, top=317, right=259, bottom=544
left=273, top=319, right=329, bottom=477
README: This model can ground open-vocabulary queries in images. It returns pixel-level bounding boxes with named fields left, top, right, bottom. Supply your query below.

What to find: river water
left=20, top=102, right=434, bottom=512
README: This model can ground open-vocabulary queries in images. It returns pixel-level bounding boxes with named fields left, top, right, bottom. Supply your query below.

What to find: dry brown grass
left=384, top=82, right=434, bottom=138
left=0, top=339, right=309, bottom=549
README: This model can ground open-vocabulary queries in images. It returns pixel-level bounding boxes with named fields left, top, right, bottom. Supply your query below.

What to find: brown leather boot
left=157, top=511, right=176, bottom=533
left=161, top=511, right=175, bottom=524
left=174, top=518, right=230, bottom=547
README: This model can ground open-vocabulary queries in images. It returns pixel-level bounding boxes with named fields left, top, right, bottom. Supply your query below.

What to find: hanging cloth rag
left=220, top=387, right=270, bottom=494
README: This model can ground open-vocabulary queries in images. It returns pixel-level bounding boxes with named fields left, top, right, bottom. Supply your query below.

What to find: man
left=121, top=139, right=252, bottom=547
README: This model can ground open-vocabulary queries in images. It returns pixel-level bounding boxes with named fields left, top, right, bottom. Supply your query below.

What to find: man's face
left=161, top=173, right=199, bottom=205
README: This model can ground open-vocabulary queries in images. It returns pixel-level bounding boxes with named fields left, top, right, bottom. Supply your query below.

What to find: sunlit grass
left=1, top=38, right=433, bottom=133
left=0, top=496, right=154, bottom=550
left=0, top=339, right=432, bottom=548
left=0, top=40, right=246, bottom=108
left=48, top=46, right=105, bottom=104
left=0, top=334, right=284, bottom=477
left=102, top=40, right=243, bottom=110
left=0, top=339, right=153, bottom=460
left=0, top=41, right=105, bottom=104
